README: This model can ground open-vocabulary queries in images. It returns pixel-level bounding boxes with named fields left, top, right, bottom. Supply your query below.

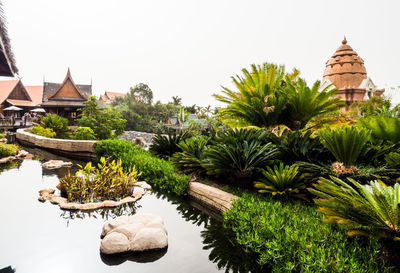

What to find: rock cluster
left=38, top=181, right=152, bottom=210
left=100, top=214, right=168, bottom=254
left=42, top=160, right=73, bottom=170
left=0, top=150, right=30, bottom=164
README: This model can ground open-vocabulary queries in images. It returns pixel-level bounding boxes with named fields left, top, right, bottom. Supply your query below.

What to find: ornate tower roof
left=323, top=37, right=367, bottom=89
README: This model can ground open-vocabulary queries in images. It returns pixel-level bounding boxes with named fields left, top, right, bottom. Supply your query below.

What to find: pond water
left=0, top=151, right=261, bottom=273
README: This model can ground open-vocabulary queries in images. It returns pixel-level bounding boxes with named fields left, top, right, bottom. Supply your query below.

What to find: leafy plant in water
left=254, top=163, right=306, bottom=196
left=149, top=131, right=191, bottom=158
left=60, top=157, right=140, bottom=203
left=319, top=126, right=370, bottom=167
left=0, top=143, right=19, bottom=158
left=172, top=136, right=210, bottom=175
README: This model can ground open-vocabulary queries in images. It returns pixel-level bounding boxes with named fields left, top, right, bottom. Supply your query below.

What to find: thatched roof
left=0, top=1, right=18, bottom=76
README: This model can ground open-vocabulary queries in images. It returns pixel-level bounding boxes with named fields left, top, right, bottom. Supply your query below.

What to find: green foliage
left=254, top=163, right=306, bottom=196
left=130, top=83, right=153, bottom=104
left=309, top=176, right=400, bottom=241
left=215, top=63, right=341, bottom=130
left=0, top=143, right=19, bottom=158
left=268, top=130, right=333, bottom=164
left=0, top=133, right=5, bottom=138
left=149, top=131, right=191, bottom=158
left=319, top=126, right=370, bottom=167
left=358, top=96, right=396, bottom=117
left=73, top=127, right=96, bottom=140
left=78, top=96, right=126, bottom=139
left=203, top=128, right=279, bottom=182
left=358, top=116, right=400, bottom=143
left=31, top=126, right=56, bottom=138
left=172, top=136, right=210, bottom=175
left=38, top=113, right=71, bottom=139
left=284, top=78, right=342, bottom=129
left=95, top=139, right=189, bottom=195
left=385, top=152, right=400, bottom=169
left=60, top=157, right=140, bottom=203
left=224, top=193, right=390, bottom=272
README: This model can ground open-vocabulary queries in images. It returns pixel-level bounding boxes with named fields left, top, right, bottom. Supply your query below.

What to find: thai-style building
left=0, top=80, right=36, bottom=115
left=322, top=37, right=384, bottom=110
left=41, top=69, right=92, bottom=120
left=99, top=91, right=125, bottom=104
left=0, top=3, right=18, bottom=77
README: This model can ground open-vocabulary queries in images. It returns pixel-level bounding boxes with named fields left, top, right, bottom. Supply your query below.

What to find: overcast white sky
left=1, top=0, right=399, bottom=107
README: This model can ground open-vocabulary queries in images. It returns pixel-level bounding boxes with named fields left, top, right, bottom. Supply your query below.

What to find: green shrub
left=38, top=113, right=71, bottom=139
left=31, top=126, right=56, bottom=138
left=149, top=131, right=191, bottom=158
left=202, top=128, right=279, bottom=183
left=60, top=157, right=140, bottom=203
left=254, top=163, right=306, bottom=196
left=385, top=152, right=400, bottom=169
left=78, top=96, right=126, bottom=139
left=319, top=126, right=370, bottom=167
left=358, top=116, right=400, bottom=143
left=0, top=133, right=5, bottom=139
left=73, top=127, right=96, bottom=140
left=309, top=176, right=400, bottom=241
left=0, top=143, right=19, bottom=158
left=172, top=136, right=209, bottom=175
left=224, top=193, right=391, bottom=272
left=95, top=139, right=189, bottom=195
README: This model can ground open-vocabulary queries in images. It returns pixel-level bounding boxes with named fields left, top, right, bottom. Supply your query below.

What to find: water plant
left=0, top=143, right=19, bottom=158
left=60, top=157, right=140, bottom=203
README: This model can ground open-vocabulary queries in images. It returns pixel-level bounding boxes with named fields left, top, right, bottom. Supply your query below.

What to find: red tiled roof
left=25, top=85, right=43, bottom=105
left=0, top=79, right=18, bottom=103
left=6, top=99, right=36, bottom=107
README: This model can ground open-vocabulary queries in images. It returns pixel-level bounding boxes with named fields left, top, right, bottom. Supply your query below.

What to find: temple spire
left=342, top=36, right=347, bottom=44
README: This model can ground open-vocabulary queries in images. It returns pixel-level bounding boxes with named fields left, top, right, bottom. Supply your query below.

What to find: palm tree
left=171, top=96, right=182, bottom=106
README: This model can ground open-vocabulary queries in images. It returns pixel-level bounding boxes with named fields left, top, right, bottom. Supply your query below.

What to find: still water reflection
left=0, top=157, right=262, bottom=273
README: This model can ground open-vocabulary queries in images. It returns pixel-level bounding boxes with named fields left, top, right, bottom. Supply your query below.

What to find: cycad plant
left=319, top=126, right=370, bottom=167
left=309, top=176, right=400, bottom=241
left=358, top=116, right=400, bottom=143
left=284, top=79, right=342, bottom=130
left=254, top=163, right=306, bottom=196
left=214, top=63, right=287, bottom=128
left=38, top=113, right=71, bottom=139
left=172, top=136, right=210, bottom=175
left=149, top=131, right=191, bottom=158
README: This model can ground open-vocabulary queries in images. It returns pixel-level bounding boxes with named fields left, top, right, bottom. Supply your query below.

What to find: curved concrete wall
left=16, top=128, right=97, bottom=160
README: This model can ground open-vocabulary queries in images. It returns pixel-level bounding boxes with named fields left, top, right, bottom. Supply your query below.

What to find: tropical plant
left=215, top=63, right=287, bottom=128
left=358, top=116, right=400, bottom=143
left=319, top=126, right=370, bottom=167
left=73, top=127, right=96, bottom=140
left=359, top=96, right=392, bottom=117
left=254, top=163, right=306, bottom=196
left=78, top=96, right=126, bottom=139
left=172, top=136, right=210, bottom=175
left=309, top=176, right=400, bottom=242
left=284, top=78, right=342, bottom=129
left=385, top=152, right=400, bottom=169
left=38, top=113, right=71, bottom=139
left=31, top=126, right=56, bottom=138
left=203, top=129, right=279, bottom=183
left=149, top=131, right=191, bottom=158
left=0, top=143, right=19, bottom=158
left=59, top=157, right=140, bottom=203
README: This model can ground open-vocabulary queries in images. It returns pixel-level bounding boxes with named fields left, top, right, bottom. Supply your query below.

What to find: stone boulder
left=100, top=214, right=168, bottom=254
left=42, top=160, right=73, bottom=170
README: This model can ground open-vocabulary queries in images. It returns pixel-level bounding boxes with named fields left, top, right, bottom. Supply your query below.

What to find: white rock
left=100, top=214, right=168, bottom=254
left=100, top=232, right=130, bottom=254
left=42, top=160, right=73, bottom=170
left=135, top=181, right=152, bottom=190
left=130, top=227, right=168, bottom=252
